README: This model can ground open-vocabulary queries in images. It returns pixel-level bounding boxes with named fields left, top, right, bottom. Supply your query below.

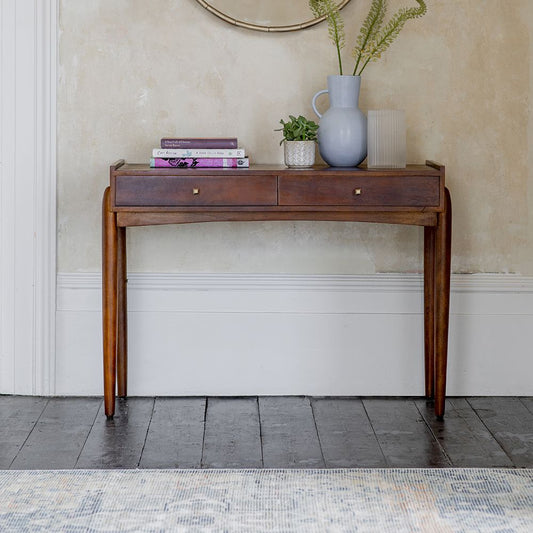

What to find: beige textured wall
left=58, top=0, right=533, bottom=275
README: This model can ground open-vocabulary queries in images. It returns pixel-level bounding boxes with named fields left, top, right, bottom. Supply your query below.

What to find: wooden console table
left=102, top=160, right=451, bottom=419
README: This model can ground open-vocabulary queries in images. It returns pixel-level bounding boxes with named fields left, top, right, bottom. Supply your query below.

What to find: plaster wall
left=58, top=0, right=533, bottom=275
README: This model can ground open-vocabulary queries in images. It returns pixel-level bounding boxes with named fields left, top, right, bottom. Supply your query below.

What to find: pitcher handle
left=312, top=89, right=328, bottom=119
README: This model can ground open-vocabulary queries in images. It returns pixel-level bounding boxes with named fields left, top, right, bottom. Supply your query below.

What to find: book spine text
left=150, top=158, right=249, bottom=168
left=153, top=148, right=245, bottom=158
left=160, top=138, right=238, bottom=149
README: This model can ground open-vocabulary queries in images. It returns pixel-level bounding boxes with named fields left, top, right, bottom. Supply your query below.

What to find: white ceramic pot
left=284, top=140, right=316, bottom=168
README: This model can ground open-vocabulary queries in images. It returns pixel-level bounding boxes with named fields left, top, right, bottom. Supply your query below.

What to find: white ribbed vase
left=284, top=140, right=316, bottom=168
left=367, top=110, right=406, bottom=169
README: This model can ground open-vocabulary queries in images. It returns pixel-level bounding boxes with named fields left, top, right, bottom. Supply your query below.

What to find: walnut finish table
left=102, top=160, right=452, bottom=419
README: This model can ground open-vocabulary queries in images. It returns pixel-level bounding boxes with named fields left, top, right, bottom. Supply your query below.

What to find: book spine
left=150, top=158, right=249, bottom=168
left=152, top=148, right=245, bottom=158
left=160, top=138, right=238, bottom=149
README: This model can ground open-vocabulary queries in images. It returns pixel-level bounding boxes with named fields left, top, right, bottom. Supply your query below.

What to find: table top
left=111, top=161, right=442, bottom=177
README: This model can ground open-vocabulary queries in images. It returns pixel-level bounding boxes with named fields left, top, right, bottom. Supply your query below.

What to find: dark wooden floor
left=1, top=396, right=532, bottom=469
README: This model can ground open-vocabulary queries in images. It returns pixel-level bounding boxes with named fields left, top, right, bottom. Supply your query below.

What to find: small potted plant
left=276, top=115, right=319, bottom=168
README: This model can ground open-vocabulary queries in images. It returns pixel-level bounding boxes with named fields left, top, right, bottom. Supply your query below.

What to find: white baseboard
left=55, top=273, right=533, bottom=397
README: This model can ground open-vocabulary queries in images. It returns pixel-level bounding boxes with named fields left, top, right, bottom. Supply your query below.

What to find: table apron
left=116, top=210, right=439, bottom=227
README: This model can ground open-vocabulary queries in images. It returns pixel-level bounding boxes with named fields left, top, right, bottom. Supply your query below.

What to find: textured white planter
left=284, top=140, right=316, bottom=168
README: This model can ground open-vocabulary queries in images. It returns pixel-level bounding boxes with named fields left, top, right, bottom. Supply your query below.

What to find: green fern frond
left=309, top=0, right=346, bottom=74
left=355, top=0, right=427, bottom=75
left=352, top=0, right=387, bottom=75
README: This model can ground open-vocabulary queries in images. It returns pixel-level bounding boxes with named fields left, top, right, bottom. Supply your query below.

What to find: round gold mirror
left=195, top=1, right=352, bottom=32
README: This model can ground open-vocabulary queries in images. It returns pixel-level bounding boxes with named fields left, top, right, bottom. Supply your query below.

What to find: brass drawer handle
left=192, top=188, right=200, bottom=195
left=353, top=188, right=362, bottom=196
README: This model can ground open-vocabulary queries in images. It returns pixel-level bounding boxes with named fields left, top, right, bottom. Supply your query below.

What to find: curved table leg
left=434, top=187, right=452, bottom=418
left=102, top=187, right=118, bottom=418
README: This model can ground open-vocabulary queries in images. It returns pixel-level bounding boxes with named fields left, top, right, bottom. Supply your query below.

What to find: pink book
left=150, top=157, right=249, bottom=168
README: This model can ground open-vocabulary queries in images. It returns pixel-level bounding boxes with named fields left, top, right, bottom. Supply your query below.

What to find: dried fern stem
left=353, top=0, right=427, bottom=76
left=310, top=0, right=427, bottom=76
left=310, top=0, right=346, bottom=75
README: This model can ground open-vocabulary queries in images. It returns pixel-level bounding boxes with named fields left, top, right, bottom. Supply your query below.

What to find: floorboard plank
left=416, top=398, right=513, bottom=467
left=468, top=397, right=533, bottom=468
left=259, top=396, right=324, bottom=468
left=76, top=398, right=154, bottom=469
left=363, top=398, right=451, bottom=467
left=312, top=398, right=387, bottom=468
left=0, top=396, right=49, bottom=469
left=520, top=398, right=533, bottom=415
left=140, top=397, right=206, bottom=468
left=202, top=397, right=262, bottom=468
left=10, top=398, right=100, bottom=469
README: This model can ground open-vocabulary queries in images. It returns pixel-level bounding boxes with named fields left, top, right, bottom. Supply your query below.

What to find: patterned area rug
left=0, top=469, right=532, bottom=532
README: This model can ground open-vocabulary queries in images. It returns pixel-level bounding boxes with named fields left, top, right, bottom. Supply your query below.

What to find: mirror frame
left=194, top=0, right=352, bottom=32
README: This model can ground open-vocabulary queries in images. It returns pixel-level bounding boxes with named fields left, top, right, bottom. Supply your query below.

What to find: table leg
left=117, top=226, right=128, bottom=397
left=424, top=226, right=436, bottom=399
left=434, top=187, right=452, bottom=419
left=102, top=187, right=118, bottom=418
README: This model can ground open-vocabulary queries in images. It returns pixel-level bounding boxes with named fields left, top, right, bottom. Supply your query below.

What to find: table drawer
left=279, top=175, right=440, bottom=207
left=115, top=175, right=278, bottom=207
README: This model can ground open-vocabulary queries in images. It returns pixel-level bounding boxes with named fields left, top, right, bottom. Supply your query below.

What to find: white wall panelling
left=56, top=273, right=533, bottom=397
left=0, top=0, right=57, bottom=394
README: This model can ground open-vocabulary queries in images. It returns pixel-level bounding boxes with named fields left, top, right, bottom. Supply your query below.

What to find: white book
left=152, top=148, right=245, bottom=158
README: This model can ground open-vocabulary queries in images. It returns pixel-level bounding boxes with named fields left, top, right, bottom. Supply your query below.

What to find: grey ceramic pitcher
left=312, top=75, right=367, bottom=167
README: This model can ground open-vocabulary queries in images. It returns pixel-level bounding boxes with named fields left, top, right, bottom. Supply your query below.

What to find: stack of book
left=150, top=137, right=249, bottom=168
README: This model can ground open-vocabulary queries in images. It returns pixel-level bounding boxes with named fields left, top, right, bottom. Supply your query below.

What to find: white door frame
left=0, top=0, right=57, bottom=395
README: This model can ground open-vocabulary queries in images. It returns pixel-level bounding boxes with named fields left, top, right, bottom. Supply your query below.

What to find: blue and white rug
left=0, top=469, right=532, bottom=532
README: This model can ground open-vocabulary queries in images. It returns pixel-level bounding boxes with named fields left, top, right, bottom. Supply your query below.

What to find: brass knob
left=192, top=188, right=200, bottom=195
left=354, top=188, right=362, bottom=196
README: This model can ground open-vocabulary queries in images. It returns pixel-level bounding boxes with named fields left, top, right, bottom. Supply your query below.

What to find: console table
left=102, top=160, right=451, bottom=419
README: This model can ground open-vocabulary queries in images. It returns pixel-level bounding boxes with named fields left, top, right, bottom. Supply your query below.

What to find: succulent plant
left=275, top=115, right=319, bottom=145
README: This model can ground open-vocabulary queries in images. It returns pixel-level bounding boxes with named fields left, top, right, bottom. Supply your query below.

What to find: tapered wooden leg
left=434, top=188, right=452, bottom=418
left=424, top=226, right=436, bottom=399
left=102, top=187, right=118, bottom=418
left=117, top=226, right=128, bottom=398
